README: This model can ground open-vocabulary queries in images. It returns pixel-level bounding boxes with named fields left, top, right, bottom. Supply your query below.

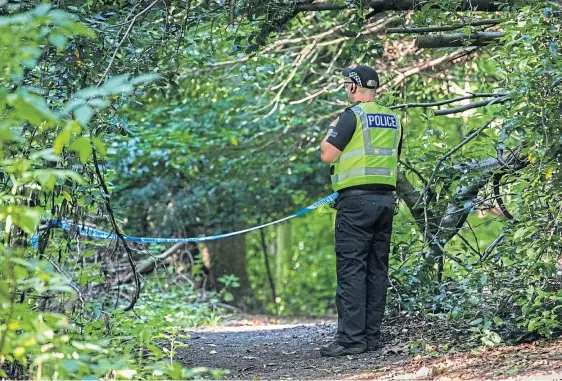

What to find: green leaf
left=470, top=318, right=483, bottom=326
left=33, top=169, right=85, bottom=187
left=54, top=121, right=81, bottom=153
left=73, top=88, right=103, bottom=100
left=34, top=3, right=53, bottom=16
left=63, top=360, right=80, bottom=373
left=130, top=73, right=161, bottom=86
left=86, top=98, right=110, bottom=109
left=8, top=90, right=60, bottom=126
left=91, top=137, right=107, bottom=157
left=49, top=34, right=67, bottom=49
left=100, top=75, right=131, bottom=94
left=69, top=137, right=92, bottom=163
left=0, top=205, right=42, bottom=234
left=34, top=172, right=56, bottom=190
left=223, top=292, right=234, bottom=302
left=74, top=105, right=94, bottom=126
left=30, top=149, right=61, bottom=162
left=0, top=125, right=15, bottom=143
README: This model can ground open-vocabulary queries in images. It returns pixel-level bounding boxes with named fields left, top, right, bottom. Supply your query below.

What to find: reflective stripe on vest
left=330, top=102, right=401, bottom=192
left=332, top=167, right=392, bottom=183
left=338, top=147, right=395, bottom=161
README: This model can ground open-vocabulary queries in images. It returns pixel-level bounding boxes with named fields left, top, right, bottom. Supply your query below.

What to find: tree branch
left=386, top=19, right=504, bottom=34
left=399, top=159, right=427, bottom=184
left=434, top=96, right=509, bottom=115
left=390, top=93, right=508, bottom=110
left=480, top=233, right=506, bottom=263
left=416, top=31, right=504, bottom=48
left=229, top=0, right=236, bottom=25
left=493, top=173, right=514, bottom=220
left=368, top=0, right=509, bottom=17
left=296, top=1, right=348, bottom=11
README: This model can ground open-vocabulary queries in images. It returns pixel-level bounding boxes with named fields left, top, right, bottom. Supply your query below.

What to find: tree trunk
left=275, top=221, right=292, bottom=297
left=204, top=234, right=254, bottom=309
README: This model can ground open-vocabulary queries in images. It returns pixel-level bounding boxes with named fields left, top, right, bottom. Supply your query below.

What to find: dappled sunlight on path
left=346, top=337, right=562, bottom=380
left=175, top=315, right=562, bottom=380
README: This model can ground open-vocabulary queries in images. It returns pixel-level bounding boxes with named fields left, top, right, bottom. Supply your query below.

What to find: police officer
left=319, top=65, right=403, bottom=357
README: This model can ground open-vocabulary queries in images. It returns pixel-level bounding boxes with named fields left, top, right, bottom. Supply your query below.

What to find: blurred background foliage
left=1, top=0, right=561, bottom=379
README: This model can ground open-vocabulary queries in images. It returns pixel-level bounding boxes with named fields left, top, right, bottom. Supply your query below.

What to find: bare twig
left=40, top=254, right=85, bottom=310
left=97, top=0, right=160, bottom=86
left=380, top=47, right=478, bottom=92
left=493, top=173, right=515, bottom=220
left=92, top=148, right=140, bottom=311
left=259, top=225, right=277, bottom=310
left=399, top=159, right=427, bottom=184
left=480, top=233, right=506, bottom=263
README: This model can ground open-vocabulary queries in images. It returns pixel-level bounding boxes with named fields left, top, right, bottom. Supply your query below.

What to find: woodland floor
left=176, top=314, right=562, bottom=380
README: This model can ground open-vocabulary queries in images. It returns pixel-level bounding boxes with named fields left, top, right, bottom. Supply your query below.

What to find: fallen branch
left=416, top=31, right=505, bottom=48
left=398, top=147, right=526, bottom=274
left=386, top=19, right=504, bottom=34
left=396, top=172, right=435, bottom=236
left=120, top=242, right=185, bottom=284
left=414, top=118, right=495, bottom=208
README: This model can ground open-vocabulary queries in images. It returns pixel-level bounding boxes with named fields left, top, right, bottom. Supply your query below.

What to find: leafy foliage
left=2, top=0, right=562, bottom=378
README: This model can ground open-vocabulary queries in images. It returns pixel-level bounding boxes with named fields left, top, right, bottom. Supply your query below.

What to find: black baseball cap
left=343, top=65, right=379, bottom=89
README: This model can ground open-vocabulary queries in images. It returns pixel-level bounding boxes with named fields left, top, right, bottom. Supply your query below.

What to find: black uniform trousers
left=334, top=190, right=395, bottom=348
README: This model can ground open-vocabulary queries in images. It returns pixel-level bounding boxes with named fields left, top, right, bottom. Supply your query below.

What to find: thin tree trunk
left=275, top=222, right=292, bottom=297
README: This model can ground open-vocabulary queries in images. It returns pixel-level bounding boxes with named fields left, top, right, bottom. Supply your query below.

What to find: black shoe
left=320, top=342, right=366, bottom=357
left=367, top=340, right=383, bottom=352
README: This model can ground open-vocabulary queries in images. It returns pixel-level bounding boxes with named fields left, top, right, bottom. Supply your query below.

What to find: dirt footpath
left=175, top=315, right=562, bottom=380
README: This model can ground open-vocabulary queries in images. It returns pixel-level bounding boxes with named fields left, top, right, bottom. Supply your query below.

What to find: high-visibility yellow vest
left=330, top=102, right=401, bottom=191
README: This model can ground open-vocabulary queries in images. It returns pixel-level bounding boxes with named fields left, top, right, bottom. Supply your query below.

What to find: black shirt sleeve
left=398, top=126, right=404, bottom=156
left=326, top=109, right=356, bottom=151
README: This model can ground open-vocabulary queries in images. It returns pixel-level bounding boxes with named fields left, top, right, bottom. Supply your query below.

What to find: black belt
left=337, top=188, right=394, bottom=202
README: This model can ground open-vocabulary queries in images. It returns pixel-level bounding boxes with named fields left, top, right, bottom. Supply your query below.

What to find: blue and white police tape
left=31, top=192, right=339, bottom=248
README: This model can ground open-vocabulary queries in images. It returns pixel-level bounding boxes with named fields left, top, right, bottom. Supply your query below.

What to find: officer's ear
left=350, top=83, right=357, bottom=94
